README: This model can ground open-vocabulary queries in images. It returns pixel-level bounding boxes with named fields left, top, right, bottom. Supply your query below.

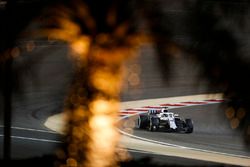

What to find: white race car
left=137, top=107, right=193, bottom=133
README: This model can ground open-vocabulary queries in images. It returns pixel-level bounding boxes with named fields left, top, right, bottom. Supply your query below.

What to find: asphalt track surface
left=131, top=104, right=250, bottom=158
left=0, top=40, right=248, bottom=166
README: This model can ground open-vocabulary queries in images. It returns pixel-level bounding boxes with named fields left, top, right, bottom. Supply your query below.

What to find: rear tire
left=137, top=114, right=148, bottom=129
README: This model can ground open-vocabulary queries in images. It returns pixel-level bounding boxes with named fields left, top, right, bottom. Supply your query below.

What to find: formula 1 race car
left=136, top=107, right=193, bottom=133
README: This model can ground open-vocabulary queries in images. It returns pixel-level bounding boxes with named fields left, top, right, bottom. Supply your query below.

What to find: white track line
left=0, top=125, right=61, bottom=144
left=120, top=130, right=250, bottom=159
left=120, top=134, right=250, bottom=166
left=0, top=125, right=58, bottom=134
left=0, top=134, right=62, bottom=143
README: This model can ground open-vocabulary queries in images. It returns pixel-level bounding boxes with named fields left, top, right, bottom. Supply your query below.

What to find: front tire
left=149, top=117, right=159, bottom=132
left=175, top=119, right=185, bottom=132
left=185, top=119, right=193, bottom=133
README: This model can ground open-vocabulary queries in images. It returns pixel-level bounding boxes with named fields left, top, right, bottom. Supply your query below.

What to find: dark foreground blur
left=0, top=156, right=226, bottom=167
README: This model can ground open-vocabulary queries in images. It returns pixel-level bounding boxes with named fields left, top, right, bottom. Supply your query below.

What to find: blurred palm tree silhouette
left=1, top=0, right=250, bottom=166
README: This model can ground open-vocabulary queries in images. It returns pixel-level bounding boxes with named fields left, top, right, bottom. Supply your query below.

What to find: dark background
left=1, top=0, right=250, bottom=166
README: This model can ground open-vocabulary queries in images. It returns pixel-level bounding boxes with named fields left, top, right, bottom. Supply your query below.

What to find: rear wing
left=148, top=107, right=169, bottom=115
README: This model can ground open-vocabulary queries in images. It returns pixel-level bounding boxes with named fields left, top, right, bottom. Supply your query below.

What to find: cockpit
left=162, top=109, right=169, bottom=113
left=162, top=113, right=174, bottom=118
